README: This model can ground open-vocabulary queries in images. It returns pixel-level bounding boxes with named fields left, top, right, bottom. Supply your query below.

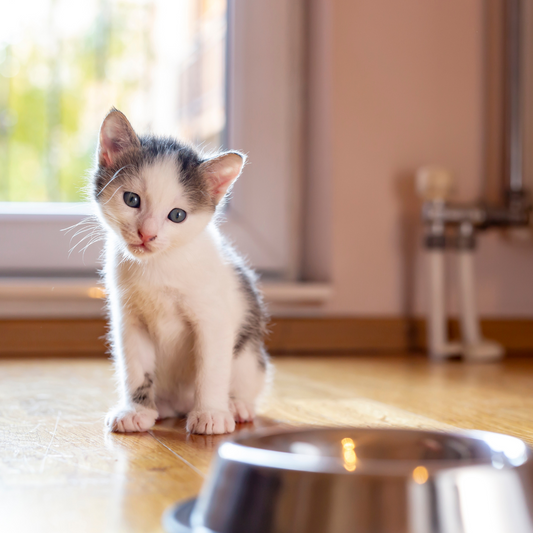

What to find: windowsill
left=0, top=277, right=332, bottom=318
left=0, top=202, right=94, bottom=222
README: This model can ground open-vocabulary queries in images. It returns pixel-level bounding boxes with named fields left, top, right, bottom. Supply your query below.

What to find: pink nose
left=138, top=230, right=157, bottom=243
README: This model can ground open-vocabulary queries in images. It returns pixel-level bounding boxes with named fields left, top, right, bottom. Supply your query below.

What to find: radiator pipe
left=506, top=0, right=524, bottom=195
left=418, top=0, right=531, bottom=362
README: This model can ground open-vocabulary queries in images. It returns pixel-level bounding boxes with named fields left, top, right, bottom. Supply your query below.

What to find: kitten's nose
left=138, top=229, right=157, bottom=243
left=138, top=217, right=158, bottom=243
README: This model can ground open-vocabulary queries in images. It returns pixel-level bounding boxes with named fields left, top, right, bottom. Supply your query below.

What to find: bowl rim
left=217, top=426, right=530, bottom=475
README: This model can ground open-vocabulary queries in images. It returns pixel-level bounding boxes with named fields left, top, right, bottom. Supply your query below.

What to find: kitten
left=91, top=108, right=270, bottom=435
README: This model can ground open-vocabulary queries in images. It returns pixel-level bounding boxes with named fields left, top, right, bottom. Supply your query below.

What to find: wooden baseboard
left=268, top=318, right=533, bottom=354
left=0, top=319, right=107, bottom=357
left=1, top=317, right=532, bottom=356
left=267, top=317, right=414, bottom=352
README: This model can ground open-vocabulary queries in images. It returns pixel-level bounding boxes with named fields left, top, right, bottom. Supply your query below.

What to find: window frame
left=0, top=0, right=306, bottom=280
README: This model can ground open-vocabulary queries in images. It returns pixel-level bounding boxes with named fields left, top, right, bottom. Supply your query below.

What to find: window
left=1, top=0, right=305, bottom=286
left=0, top=0, right=227, bottom=202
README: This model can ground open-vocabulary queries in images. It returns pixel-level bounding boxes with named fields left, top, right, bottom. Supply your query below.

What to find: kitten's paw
left=229, top=399, right=255, bottom=423
left=186, top=410, right=235, bottom=435
left=106, top=406, right=158, bottom=433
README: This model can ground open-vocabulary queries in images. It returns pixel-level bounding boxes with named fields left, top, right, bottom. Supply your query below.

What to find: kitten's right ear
left=199, top=151, right=246, bottom=205
left=98, top=109, right=140, bottom=168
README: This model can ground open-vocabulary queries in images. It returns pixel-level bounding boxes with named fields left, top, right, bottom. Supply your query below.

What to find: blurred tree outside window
left=0, top=0, right=227, bottom=203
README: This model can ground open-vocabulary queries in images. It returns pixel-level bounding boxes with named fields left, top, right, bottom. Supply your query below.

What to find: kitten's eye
left=123, top=192, right=140, bottom=208
left=168, top=208, right=187, bottom=223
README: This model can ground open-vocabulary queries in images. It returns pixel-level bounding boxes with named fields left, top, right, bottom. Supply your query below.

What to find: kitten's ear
left=199, top=151, right=246, bottom=204
left=98, top=109, right=140, bottom=168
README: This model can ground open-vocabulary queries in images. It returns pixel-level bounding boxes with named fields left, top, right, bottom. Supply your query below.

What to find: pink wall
left=304, top=0, right=533, bottom=317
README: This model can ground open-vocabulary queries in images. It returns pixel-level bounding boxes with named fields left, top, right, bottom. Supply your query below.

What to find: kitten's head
left=91, top=108, right=245, bottom=259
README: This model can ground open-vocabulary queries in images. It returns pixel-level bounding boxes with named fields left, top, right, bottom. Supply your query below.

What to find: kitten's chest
left=130, top=283, right=189, bottom=343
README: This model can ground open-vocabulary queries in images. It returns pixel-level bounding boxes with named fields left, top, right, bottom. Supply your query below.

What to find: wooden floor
left=2, top=354, right=533, bottom=532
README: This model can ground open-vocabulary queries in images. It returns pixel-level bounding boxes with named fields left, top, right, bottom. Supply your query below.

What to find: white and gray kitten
left=91, top=108, right=270, bottom=435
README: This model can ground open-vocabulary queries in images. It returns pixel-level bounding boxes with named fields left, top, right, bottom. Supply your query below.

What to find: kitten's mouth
left=129, top=242, right=154, bottom=254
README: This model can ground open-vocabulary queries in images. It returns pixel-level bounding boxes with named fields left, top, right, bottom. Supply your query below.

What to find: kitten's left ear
left=199, top=151, right=246, bottom=204
left=98, top=108, right=141, bottom=168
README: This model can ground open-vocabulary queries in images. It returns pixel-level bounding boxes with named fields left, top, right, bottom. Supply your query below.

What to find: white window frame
left=223, top=0, right=305, bottom=279
left=0, top=0, right=305, bottom=280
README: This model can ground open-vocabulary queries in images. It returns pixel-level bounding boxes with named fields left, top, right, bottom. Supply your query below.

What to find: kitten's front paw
left=186, top=410, right=235, bottom=435
left=106, top=406, right=158, bottom=433
left=229, top=399, right=255, bottom=423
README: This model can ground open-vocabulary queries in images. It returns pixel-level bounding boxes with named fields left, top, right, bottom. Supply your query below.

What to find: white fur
left=98, top=156, right=268, bottom=434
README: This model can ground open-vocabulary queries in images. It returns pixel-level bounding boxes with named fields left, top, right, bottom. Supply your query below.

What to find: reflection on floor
left=2, top=355, right=533, bottom=532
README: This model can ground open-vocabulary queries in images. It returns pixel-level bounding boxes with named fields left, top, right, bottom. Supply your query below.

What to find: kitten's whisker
left=97, top=166, right=132, bottom=197
left=62, top=216, right=98, bottom=234
left=68, top=232, right=96, bottom=253
left=70, top=226, right=96, bottom=242
left=103, top=185, right=124, bottom=205
left=62, top=220, right=90, bottom=235
left=80, top=236, right=104, bottom=259
left=69, top=233, right=97, bottom=257
left=69, top=229, right=97, bottom=248
left=68, top=227, right=104, bottom=256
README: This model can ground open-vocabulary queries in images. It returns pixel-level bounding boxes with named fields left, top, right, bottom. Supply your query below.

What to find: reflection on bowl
left=164, top=427, right=533, bottom=533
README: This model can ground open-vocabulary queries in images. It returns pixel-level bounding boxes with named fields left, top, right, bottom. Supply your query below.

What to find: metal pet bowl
left=163, top=427, right=533, bottom=533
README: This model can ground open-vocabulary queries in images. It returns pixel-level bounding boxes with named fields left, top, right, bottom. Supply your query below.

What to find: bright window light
left=0, top=0, right=227, bottom=202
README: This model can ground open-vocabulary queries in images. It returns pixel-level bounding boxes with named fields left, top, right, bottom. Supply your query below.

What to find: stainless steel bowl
left=164, top=427, right=533, bottom=533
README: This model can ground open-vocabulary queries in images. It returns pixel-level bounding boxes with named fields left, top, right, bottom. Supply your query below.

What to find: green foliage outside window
left=0, top=0, right=226, bottom=203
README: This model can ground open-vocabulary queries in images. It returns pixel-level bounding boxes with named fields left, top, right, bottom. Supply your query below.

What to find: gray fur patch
left=131, top=372, right=155, bottom=408
left=229, top=250, right=270, bottom=371
left=138, top=135, right=215, bottom=212
left=92, top=133, right=215, bottom=212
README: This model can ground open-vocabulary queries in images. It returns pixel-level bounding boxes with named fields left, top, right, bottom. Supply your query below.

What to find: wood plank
left=262, top=373, right=455, bottom=431
left=150, top=417, right=285, bottom=476
left=274, top=355, right=533, bottom=445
